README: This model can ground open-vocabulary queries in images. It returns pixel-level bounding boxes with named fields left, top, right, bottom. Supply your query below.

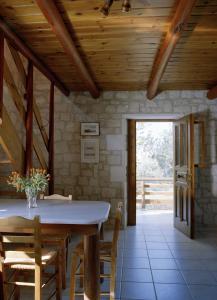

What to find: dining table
left=0, top=198, right=110, bottom=300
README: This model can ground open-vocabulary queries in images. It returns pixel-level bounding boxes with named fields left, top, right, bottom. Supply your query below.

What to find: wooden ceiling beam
left=147, top=0, right=197, bottom=100
left=207, top=86, right=217, bottom=100
left=35, top=0, right=100, bottom=99
left=0, top=18, right=69, bottom=97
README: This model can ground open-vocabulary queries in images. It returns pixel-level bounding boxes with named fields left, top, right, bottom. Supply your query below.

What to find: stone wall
left=34, top=89, right=217, bottom=227
left=3, top=86, right=217, bottom=227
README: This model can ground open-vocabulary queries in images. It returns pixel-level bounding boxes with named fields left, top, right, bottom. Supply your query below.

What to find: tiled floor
left=113, top=209, right=217, bottom=300
left=22, top=209, right=217, bottom=299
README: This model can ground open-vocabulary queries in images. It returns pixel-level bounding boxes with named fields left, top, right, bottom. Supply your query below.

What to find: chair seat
left=4, top=248, right=57, bottom=268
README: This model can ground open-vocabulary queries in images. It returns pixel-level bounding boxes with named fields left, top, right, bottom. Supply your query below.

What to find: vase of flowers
left=7, top=169, right=50, bottom=208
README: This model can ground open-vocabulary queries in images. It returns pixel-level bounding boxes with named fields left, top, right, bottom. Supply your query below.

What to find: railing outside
left=137, top=178, right=173, bottom=209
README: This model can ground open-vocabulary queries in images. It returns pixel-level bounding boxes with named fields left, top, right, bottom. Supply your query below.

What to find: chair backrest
left=0, top=216, right=41, bottom=265
left=111, top=202, right=123, bottom=256
left=40, top=194, right=72, bottom=200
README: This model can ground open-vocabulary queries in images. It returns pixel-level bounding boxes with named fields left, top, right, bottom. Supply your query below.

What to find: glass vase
left=25, top=187, right=38, bottom=208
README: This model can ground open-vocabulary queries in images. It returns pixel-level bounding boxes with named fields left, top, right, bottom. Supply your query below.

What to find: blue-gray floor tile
left=155, top=283, right=193, bottom=300
left=121, top=282, right=156, bottom=300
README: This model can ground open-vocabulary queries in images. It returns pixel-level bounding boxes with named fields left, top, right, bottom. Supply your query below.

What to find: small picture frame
left=81, top=139, right=99, bottom=163
left=81, top=122, right=100, bottom=136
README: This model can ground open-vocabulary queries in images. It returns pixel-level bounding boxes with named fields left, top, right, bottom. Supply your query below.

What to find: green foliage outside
left=136, top=122, right=173, bottom=178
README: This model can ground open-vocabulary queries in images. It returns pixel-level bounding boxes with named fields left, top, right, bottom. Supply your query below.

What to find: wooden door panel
left=174, top=115, right=194, bottom=238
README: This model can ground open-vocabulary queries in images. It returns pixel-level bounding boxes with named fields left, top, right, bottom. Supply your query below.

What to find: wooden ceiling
left=0, top=0, right=216, bottom=97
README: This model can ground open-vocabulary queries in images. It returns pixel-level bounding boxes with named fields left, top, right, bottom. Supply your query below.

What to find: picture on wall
left=81, top=139, right=99, bottom=163
left=81, top=122, right=100, bottom=136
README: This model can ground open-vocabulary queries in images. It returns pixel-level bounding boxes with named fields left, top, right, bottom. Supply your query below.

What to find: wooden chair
left=40, top=193, right=72, bottom=289
left=41, top=194, right=73, bottom=201
left=0, top=216, right=61, bottom=300
left=69, top=202, right=123, bottom=300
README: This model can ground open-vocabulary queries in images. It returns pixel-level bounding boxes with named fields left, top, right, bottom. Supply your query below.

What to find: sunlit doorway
left=136, top=122, right=174, bottom=220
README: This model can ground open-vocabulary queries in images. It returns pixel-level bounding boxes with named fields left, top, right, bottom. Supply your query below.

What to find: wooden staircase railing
left=3, top=59, right=47, bottom=170
left=0, top=31, right=57, bottom=195
left=0, top=106, right=25, bottom=173
left=8, top=43, right=49, bottom=150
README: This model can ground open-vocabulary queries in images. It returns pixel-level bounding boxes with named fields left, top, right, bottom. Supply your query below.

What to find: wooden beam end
left=207, top=86, right=217, bottom=100
left=63, top=88, right=70, bottom=97
left=91, top=90, right=100, bottom=99
left=146, top=89, right=156, bottom=101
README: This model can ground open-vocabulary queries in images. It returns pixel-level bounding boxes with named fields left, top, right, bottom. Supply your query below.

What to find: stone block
left=117, top=105, right=129, bottom=113
left=78, top=177, right=89, bottom=186
left=110, top=166, right=124, bottom=182
left=106, top=135, right=124, bottom=151
left=115, top=92, right=129, bottom=99
left=107, top=154, right=122, bottom=165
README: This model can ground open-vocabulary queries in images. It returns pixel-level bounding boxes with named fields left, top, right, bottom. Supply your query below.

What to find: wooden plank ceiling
left=0, top=0, right=216, bottom=94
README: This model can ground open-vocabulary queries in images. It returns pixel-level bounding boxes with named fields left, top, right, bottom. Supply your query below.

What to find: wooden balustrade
left=137, top=178, right=173, bottom=208
left=0, top=37, right=57, bottom=196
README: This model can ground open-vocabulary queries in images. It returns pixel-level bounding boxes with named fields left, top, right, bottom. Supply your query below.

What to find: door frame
left=127, top=118, right=175, bottom=226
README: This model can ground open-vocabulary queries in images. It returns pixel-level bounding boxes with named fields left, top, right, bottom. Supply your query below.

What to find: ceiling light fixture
left=100, top=0, right=114, bottom=16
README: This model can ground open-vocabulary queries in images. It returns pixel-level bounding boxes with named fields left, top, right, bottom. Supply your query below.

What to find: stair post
left=48, top=82, right=54, bottom=194
left=25, top=60, right=34, bottom=175
left=0, top=30, right=4, bottom=125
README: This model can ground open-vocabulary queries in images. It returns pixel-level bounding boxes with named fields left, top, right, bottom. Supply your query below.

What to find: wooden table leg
left=84, top=232, right=100, bottom=300
left=100, top=223, right=104, bottom=283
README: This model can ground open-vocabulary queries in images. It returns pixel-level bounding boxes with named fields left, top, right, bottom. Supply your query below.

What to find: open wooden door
left=173, top=115, right=195, bottom=238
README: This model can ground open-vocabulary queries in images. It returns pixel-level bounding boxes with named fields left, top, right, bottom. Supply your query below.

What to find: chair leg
left=35, top=265, right=42, bottom=300
left=13, top=286, right=20, bottom=300
left=0, top=263, right=7, bottom=300
left=60, top=240, right=67, bottom=289
left=56, top=252, right=62, bottom=300
left=66, top=237, right=69, bottom=270
left=69, top=254, right=79, bottom=300
left=13, top=271, right=20, bottom=300
left=79, top=260, right=84, bottom=288
left=110, top=258, right=116, bottom=300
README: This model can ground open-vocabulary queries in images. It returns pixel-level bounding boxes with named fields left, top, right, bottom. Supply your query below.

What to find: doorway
left=136, top=121, right=173, bottom=212
left=127, top=119, right=174, bottom=226
left=127, top=115, right=204, bottom=238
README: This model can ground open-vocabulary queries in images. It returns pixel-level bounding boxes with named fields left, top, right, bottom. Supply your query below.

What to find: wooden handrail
left=137, top=178, right=173, bottom=182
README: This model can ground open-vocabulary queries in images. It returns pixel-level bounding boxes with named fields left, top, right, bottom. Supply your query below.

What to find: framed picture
left=81, top=122, right=100, bottom=136
left=81, top=139, right=99, bottom=163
